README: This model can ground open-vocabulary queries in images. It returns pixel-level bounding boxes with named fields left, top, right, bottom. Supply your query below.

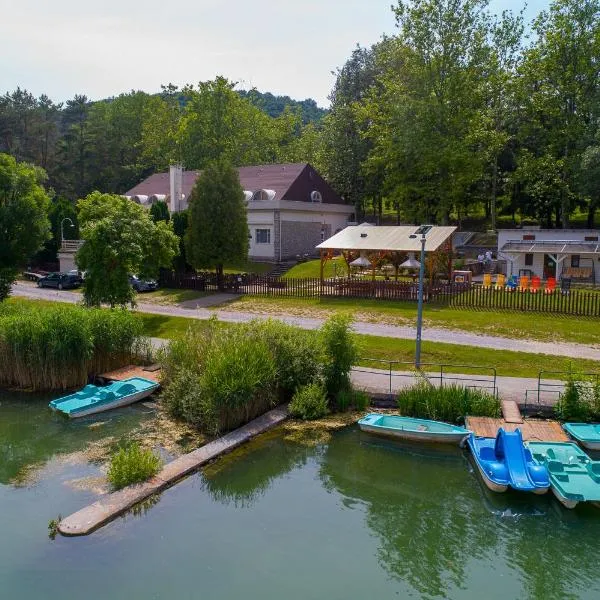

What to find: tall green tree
left=185, top=160, right=248, bottom=287
left=517, top=0, right=600, bottom=227
left=76, top=193, right=178, bottom=307
left=0, top=153, right=51, bottom=300
left=361, top=0, right=490, bottom=224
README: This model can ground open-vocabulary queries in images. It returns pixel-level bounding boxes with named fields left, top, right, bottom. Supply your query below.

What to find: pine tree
left=185, top=160, right=248, bottom=288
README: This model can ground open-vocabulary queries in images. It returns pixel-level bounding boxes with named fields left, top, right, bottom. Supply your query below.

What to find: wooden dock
left=501, top=400, right=523, bottom=424
left=466, top=416, right=569, bottom=442
left=98, top=364, right=161, bottom=384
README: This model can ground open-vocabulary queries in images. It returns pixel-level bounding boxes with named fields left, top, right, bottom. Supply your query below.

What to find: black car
left=129, top=275, right=158, bottom=292
left=37, top=272, right=83, bottom=290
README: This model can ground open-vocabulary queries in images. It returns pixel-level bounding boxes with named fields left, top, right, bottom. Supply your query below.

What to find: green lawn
left=137, top=311, right=598, bottom=380
left=222, top=260, right=272, bottom=274
left=282, top=258, right=342, bottom=279
left=140, top=289, right=213, bottom=304
left=218, top=295, right=600, bottom=346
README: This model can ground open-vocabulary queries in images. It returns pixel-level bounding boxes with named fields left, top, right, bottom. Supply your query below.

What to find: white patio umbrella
left=349, top=254, right=372, bottom=268
left=399, top=252, right=421, bottom=270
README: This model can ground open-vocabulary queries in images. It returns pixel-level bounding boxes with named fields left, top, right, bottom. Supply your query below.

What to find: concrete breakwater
left=59, top=406, right=289, bottom=536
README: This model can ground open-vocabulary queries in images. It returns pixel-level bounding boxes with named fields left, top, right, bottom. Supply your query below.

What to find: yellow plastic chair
left=482, top=273, right=492, bottom=289
left=495, top=273, right=506, bottom=290
left=518, top=275, right=529, bottom=292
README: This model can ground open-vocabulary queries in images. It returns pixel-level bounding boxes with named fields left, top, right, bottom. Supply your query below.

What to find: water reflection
left=320, top=428, right=600, bottom=599
left=202, top=430, right=313, bottom=508
left=0, top=389, right=150, bottom=484
left=320, top=429, right=499, bottom=597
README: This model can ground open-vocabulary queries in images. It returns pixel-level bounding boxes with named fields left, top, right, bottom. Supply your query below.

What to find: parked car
left=129, top=275, right=158, bottom=292
left=37, top=272, right=83, bottom=290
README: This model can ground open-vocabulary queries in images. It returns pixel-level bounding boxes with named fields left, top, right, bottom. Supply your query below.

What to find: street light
left=60, top=217, right=74, bottom=244
left=409, top=225, right=433, bottom=369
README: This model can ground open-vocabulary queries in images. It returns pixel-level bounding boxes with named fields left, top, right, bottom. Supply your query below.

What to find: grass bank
left=135, top=312, right=599, bottom=380
left=218, top=295, right=600, bottom=346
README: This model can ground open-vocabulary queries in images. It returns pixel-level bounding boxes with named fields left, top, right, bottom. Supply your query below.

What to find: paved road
left=12, top=282, right=600, bottom=360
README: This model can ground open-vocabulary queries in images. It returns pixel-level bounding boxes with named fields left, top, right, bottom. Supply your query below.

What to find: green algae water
left=2, top=392, right=600, bottom=600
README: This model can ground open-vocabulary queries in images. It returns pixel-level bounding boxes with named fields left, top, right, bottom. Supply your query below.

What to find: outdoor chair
left=530, top=276, right=541, bottom=293
left=560, top=277, right=572, bottom=296
left=482, top=273, right=492, bottom=289
left=544, top=277, right=556, bottom=294
left=518, top=275, right=530, bottom=292
left=505, top=275, right=518, bottom=291
left=495, top=273, right=506, bottom=290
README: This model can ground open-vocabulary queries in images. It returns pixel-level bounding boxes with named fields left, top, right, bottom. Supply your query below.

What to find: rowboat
left=49, top=377, right=159, bottom=418
left=467, top=429, right=550, bottom=494
left=528, top=441, right=600, bottom=509
left=563, top=423, right=600, bottom=451
left=357, top=414, right=471, bottom=445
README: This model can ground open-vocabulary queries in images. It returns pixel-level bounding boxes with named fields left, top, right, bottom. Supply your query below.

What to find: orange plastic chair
left=495, top=273, right=506, bottom=290
left=544, top=277, right=556, bottom=294
left=482, top=273, right=492, bottom=289
left=518, top=275, right=529, bottom=292
left=530, top=276, right=541, bottom=293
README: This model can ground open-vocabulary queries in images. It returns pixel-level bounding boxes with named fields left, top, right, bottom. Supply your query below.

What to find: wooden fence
left=159, top=271, right=600, bottom=316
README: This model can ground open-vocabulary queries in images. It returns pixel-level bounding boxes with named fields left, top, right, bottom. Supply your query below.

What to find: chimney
left=169, top=164, right=183, bottom=213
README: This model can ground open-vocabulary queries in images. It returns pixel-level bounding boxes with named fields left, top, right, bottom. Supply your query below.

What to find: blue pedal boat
left=49, top=377, right=159, bottom=418
left=358, top=414, right=471, bottom=445
left=563, top=423, right=600, bottom=451
left=467, top=428, right=550, bottom=494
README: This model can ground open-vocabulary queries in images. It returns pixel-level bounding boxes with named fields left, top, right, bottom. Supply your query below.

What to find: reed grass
left=0, top=302, right=145, bottom=391
left=397, top=383, right=500, bottom=423
left=159, top=317, right=353, bottom=434
left=107, top=443, right=162, bottom=490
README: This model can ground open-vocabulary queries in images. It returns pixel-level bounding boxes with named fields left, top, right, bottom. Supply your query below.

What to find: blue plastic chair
left=505, top=275, right=518, bottom=291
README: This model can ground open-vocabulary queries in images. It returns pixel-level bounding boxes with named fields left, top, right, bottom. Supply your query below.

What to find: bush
left=0, top=302, right=145, bottom=391
left=320, top=314, right=358, bottom=398
left=289, top=383, right=329, bottom=420
left=555, top=375, right=600, bottom=422
left=107, top=443, right=162, bottom=490
left=248, top=319, right=323, bottom=395
left=336, top=388, right=371, bottom=412
left=397, top=383, right=500, bottom=423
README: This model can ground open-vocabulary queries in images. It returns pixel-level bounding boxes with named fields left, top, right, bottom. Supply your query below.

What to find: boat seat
left=116, top=383, right=136, bottom=396
left=547, top=460, right=564, bottom=473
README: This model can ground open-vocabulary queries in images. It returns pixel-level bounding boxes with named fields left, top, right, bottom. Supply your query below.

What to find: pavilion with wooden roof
left=316, top=224, right=457, bottom=283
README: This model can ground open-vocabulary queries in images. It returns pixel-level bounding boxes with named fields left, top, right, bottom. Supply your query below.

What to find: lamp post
left=60, top=217, right=74, bottom=245
left=410, top=225, right=433, bottom=369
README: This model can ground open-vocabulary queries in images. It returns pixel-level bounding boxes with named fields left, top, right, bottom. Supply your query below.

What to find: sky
left=0, top=0, right=550, bottom=107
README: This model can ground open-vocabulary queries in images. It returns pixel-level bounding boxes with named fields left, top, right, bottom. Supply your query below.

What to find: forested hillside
left=2, top=0, right=600, bottom=230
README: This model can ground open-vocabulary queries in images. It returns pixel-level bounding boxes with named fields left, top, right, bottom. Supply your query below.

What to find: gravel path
left=12, top=282, right=600, bottom=360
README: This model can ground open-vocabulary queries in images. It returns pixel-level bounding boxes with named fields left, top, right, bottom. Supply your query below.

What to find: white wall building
left=125, top=163, right=355, bottom=262
left=498, top=228, right=600, bottom=284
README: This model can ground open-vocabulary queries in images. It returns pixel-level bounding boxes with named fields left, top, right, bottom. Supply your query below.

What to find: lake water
left=2, top=390, right=600, bottom=600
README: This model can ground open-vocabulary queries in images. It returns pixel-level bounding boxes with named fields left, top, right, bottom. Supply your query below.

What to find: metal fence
left=352, top=358, right=498, bottom=397
left=159, top=271, right=600, bottom=316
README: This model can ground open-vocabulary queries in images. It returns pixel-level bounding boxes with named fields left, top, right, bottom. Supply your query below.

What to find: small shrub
left=397, top=383, right=500, bottom=423
left=107, top=443, right=162, bottom=490
left=353, top=389, right=371, bottom=411
left=555, top=377, right=592, bottom=422
left=320, top=314, right=358, bottom=398
left=289, top=383, right=329, bottom=420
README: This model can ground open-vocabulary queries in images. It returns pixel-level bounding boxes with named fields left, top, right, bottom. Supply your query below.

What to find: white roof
left=317, top=225, right=456, bottom=252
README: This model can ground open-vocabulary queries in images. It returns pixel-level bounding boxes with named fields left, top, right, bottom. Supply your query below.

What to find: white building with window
left=498, top=228, right=600, bottom=285
left=125, top=163, right=354, bottom=262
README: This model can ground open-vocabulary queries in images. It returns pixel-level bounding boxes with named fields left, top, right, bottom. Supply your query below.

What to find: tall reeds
left=160, top=317, right=355, bottom=435
left=0, top=302, right=144, bottom=391
left=397, top=383, right=500, bottom=423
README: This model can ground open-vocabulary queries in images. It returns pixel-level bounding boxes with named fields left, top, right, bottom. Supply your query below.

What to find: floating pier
left=58, top=406, right=289, bottom=536
left=466, top=416, right=569, bottom=443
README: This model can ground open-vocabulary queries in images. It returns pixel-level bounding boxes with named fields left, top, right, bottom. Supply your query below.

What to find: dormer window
left=252, top=189, right=276, bottom=201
